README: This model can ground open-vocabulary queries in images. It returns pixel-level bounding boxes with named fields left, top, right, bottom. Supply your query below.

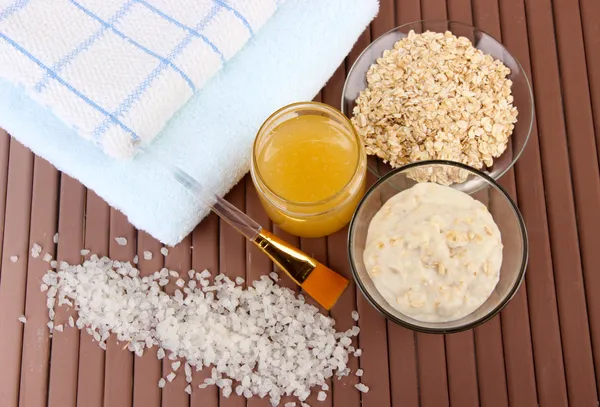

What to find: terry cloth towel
left=0, top=0, right=380, bottom=245
left=0, top=0, right=283, bottom=159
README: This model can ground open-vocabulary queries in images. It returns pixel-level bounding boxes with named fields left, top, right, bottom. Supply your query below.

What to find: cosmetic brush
left=143, top=148, right=349, bottom=310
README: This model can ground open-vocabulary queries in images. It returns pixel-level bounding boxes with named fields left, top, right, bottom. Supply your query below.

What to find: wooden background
left=1, top=0, right=599, bottom=405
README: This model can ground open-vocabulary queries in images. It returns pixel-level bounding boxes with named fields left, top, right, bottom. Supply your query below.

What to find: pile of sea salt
left=40, top=254, right=367, bottom=406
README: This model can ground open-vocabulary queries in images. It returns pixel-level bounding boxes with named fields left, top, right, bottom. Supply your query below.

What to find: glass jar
left=251, top=102, right=367, bottom=238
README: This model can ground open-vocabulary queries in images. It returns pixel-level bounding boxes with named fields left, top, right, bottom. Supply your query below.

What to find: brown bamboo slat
left=1, top=0, right=599, bottom=405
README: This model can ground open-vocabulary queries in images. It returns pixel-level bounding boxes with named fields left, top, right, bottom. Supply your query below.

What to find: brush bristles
left=301, top=263, right=349, bottom=310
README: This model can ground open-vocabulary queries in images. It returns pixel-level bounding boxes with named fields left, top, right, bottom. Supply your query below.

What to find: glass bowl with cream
left=348, top=161, right=528, bottom=333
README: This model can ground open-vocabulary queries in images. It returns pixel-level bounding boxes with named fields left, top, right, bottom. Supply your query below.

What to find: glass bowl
left=347, top=161, right=528, bottom=333
left=341, top=20, right=534, bottom=180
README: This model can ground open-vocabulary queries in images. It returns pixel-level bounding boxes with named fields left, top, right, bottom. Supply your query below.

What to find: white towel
left=0, top=0, right=379, bottom=245
left=0, top=0, right=282, bottom=158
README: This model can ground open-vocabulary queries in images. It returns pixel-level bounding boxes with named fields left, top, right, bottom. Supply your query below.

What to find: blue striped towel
left=0, top=0, right=283, bottom=158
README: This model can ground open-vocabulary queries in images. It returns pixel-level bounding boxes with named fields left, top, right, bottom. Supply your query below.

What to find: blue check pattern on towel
left=0, top=0, right=282, bottom=158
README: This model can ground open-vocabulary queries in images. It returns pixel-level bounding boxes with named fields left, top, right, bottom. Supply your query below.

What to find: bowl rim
left=341, top=19, right=536, bottom=183
left=347, top=160, right=529, bottom=334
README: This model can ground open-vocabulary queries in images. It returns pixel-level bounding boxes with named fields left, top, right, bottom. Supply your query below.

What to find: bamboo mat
left=1, top=0, right=600, bottom=405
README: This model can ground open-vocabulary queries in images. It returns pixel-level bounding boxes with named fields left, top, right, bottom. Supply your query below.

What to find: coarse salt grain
left=351, top=311, right=359, bottom=321
left=53, top=233, right=59, bottom=244
left=31, top=243, right=41, bottom=258
left=143, top=251, right=153, bottom=260
left=340, top=337, right=352, bottom=346
left=355, top=383, right=369, bottom=393
left=284, top=403, right=297, bottom=407
left=356, top=369, right=363, bottom=377
left=158, top=378, right=166, bottom=388
left=157, top=348, right=165, bottom=359
left=18, top=315, right=27, bottom=323
left=115, top=237, right=127, bottom=246
left=185, top=385, right=192, bottom=395
left=317, top=391, right=327, bottom=401
left=50, top=260, right=57, bottom=268
left=10, top=255, right=18, bottom=263
left=354, top=349, right=362, bottom=357
left=160, top=247, right=168, bottom=256
left=171, top=361, right=181, bottom=371
left=133, top=255, right=139, bottom=264
left=80, top=249, right=90, bottom=256
left=166, top=372, right=176, bottom=382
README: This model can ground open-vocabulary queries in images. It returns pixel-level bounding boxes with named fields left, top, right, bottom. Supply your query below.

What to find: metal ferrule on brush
left=252, top=230, right=316, bottom=285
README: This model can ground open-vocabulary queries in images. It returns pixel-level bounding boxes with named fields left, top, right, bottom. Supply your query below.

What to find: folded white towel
left=0, top=0, right=379, bottom=245
left=0, top=0, right=282, bottom=158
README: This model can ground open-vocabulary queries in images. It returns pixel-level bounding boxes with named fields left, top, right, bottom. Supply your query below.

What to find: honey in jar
left=251, top=102, right=367, bottom=238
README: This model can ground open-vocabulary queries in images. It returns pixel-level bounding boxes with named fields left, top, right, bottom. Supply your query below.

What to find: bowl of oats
left=347, top=160, right=528, bottom=333
left=342, top=21, right=534, bottom=182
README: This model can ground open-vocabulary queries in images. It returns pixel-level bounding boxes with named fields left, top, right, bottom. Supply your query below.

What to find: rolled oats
left=351, top=30, right=518, bottom=183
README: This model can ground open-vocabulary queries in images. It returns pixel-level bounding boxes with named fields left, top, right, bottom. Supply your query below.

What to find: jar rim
left=251, top=101, right=365, bottom=209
